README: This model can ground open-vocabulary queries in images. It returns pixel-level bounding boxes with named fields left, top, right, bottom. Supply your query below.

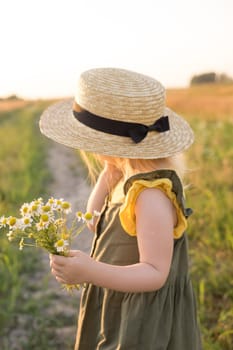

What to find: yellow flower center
left=84, top=212, right=93, bottom=221
left=9, top=217, right=17, bottom=226
left=62, top=202, right=71, bottom=210
left=56, top=239, right=64, bottom=247
left=24, top=218, right=30, bottom=225
left=41, top=214, right=49, bottom=222
left=42, top=205, right=51, bottom=212
left=31, top=204, right=38, bottom=211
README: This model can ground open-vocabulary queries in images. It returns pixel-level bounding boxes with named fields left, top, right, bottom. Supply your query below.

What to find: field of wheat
left=0, top=85, right=232, bottom=349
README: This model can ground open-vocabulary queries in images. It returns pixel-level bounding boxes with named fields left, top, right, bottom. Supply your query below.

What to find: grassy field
left=0, top=101, right=54, bottom=349
left=0, top=85, right=233, bottom=349
left=167, top=84, right=233, bottom=349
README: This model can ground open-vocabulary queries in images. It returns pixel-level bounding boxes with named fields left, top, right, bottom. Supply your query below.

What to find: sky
left=1, top=0, right=233, bottom=99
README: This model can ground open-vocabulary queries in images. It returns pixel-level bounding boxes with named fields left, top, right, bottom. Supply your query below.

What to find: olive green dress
left=75, top=170, right=202, bottom=350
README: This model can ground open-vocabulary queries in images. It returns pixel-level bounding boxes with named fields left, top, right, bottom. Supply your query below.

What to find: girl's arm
left=51, top=188, right=175, bottom=292
left=86, top=161, right=123, bottom=232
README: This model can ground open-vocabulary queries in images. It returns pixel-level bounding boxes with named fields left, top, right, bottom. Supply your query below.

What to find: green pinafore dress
left=75, top=170, right=202, bottom=350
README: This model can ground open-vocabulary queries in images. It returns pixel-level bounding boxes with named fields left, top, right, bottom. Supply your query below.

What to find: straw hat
left=39, top=68, right=194, bottom=159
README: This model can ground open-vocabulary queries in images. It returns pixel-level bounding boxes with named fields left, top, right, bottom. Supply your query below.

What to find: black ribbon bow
left=73, top=109, right=170, bottom=144
left=128, top=116, right=170, bottom=143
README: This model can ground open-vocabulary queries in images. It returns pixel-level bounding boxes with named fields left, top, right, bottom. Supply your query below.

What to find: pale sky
left=1, top=0, right=233, bottom=99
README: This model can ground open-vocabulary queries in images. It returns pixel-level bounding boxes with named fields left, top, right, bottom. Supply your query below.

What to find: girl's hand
left=50, top=250, right=94, bottom=285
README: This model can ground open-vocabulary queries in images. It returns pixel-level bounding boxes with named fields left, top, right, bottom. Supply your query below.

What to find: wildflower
left=0, top=216, right=8, bottom=228
left=36, top=214, right=52, bottom=229
left=47, top=197, right=55, bottom=206
left=41, top=214, right=50, bottom=223
left=83, top=212, right=94, bottom=224
left=54, top=198, right=64, bottom=211
left=7, top=216, right=19, bottom=230
left=76, top=211, right=83, bottom=222
left=34, top=198, right=44, bottom=205
left=42, top=204, right=52, bottom=212
left=20, top=203, right=31, bottom=217
left=84, top=212, right=93, bottom=220
left=61, top=201, right=72, bottom=214
left=20, top=216, right=32, bottom=230
left=29, top=202, right=41, bottom=216
left=54, top=239, right=69, bottom=252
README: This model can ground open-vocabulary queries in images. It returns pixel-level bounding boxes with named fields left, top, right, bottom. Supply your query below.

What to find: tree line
left=190, top=72, right=233, bottom=85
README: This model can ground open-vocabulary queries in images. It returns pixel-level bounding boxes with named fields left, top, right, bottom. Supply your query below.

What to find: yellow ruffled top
left=114, top=178, right=187, bottom=239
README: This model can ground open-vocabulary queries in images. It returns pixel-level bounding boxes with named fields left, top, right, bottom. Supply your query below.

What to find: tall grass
left=167, top=85, right=233, bottom=349
left=0, top=102, right=50, bottom=336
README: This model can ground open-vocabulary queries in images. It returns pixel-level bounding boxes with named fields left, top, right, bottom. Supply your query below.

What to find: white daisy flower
left=61, top=201, right=72, bottom=214
left=20, top=216, right=32, bottom=230
left=41, top=205, right=54, bottom=219
left=0, top=216, right=8, bottom=228
left=20, top=203, right=31, bottom=217
left=36, top=214, right=53, bottom=229
left=54, top=239, right=69, bottom=252
left=47, top=197, right=55, bottom=207
left=34, top=197, right=44, bottom=205
left=53, top=198, right=64, bottom=211
left=7, top=216, right=20, bottom=230
left=76, top=211, right=84, bottom=222
left=82, top=212, right=94, bottom=225
left=29, top=201, right=42, bottom=216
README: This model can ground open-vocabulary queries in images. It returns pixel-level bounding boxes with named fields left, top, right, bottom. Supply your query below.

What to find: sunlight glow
left=1, top=0, right=232, bottom=98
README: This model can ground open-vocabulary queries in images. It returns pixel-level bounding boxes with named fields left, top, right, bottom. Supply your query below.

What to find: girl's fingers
left=67, top=250, right=79, bottom=257
left=55, top=276, right=66, bottom=284
left=50, top=254, right=67, bottom=267
left=51, top=267, right=63, bottom=276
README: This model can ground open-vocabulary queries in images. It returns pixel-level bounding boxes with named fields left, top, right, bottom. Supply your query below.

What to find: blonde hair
left=79, top=150, right=187, bottom=184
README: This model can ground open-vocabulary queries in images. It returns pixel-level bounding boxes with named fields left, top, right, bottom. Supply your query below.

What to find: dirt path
left=42, top=142, right=93, bottom=345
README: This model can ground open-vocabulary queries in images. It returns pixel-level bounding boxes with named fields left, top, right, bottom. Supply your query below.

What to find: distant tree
left=190, top=72, right=217, bottom=85
left=6, top=94, right=21, bottom=100
left=190, top=72, right=233, bottom=85
left=218, top=73, right=233, bottom=83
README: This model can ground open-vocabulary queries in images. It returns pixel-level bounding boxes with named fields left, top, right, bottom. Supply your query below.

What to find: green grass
left=0, top=102, right=51, bottom=337
left=186, top=119, right=233, bottom=350
left=167, top=85, right=233, bottom=349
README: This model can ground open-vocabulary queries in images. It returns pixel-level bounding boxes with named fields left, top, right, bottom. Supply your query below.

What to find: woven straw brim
left=39, top=99, right=194, bottom=159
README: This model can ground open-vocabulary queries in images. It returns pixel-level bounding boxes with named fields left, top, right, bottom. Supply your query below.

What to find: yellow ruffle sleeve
left=119, top=178, right=187, bottom=239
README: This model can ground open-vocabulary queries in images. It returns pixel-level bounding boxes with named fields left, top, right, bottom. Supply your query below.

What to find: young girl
left=40, top=68, right=202, bottom=349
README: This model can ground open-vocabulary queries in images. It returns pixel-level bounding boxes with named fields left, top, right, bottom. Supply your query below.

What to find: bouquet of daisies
left=0, top=197, right=99, bottom=290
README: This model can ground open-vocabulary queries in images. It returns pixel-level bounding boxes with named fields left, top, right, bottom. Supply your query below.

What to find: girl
left=40, top=68, right=202, bottom=349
